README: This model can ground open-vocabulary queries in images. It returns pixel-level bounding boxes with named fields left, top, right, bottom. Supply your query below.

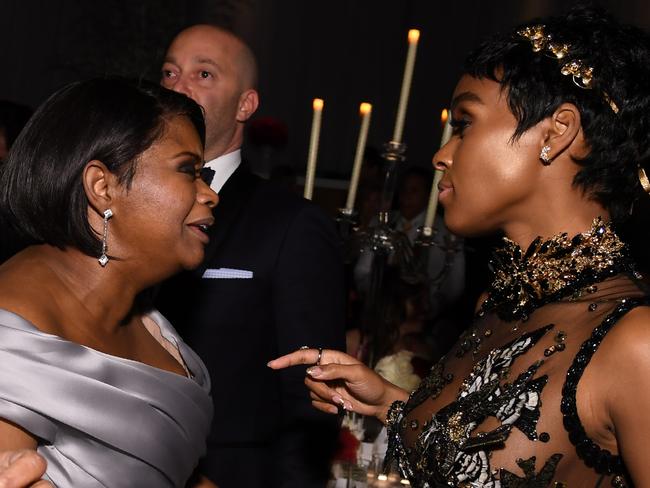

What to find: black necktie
left=200, top=166, right=216, bottom=185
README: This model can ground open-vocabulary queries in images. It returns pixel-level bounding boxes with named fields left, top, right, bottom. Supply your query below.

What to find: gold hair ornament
left=517, top=25, right=619, bottom=114
left=517, top=25, right=650, bottom=196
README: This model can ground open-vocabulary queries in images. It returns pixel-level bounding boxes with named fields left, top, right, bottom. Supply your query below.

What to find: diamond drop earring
left=98, top=209, right=113, bottom=267
left=540, top=145, right=552, bottom=165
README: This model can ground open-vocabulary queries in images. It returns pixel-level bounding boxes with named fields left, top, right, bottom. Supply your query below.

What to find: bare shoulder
left=591, top=305, right=650, bottom=406
left=588, top=305, right=650, bottom=376
left=0, top=253, right=45, bottom=293
left=600, top=304, right=650, bottom=356
left=573, top=305, right=650, bottom=451
left=589, top=304, right=650, bottom=482
left=0, top=257, right=59, bottom=333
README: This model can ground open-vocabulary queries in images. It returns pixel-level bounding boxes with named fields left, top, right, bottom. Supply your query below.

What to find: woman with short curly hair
left=271, top=5, right=650, bottom=486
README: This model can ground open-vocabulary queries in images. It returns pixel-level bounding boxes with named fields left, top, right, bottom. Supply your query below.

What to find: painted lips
left=438, top=180, right=453, bottom=201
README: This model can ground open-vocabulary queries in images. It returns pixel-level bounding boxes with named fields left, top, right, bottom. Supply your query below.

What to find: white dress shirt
left=204, top=149, right=241, bottom=193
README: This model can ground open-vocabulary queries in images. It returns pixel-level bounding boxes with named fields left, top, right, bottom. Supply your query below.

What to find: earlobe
left=83, top=160, right=115, bottom=214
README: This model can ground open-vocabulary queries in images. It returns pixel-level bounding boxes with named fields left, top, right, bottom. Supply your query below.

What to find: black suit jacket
left=156, top=165, right=345, bottom=487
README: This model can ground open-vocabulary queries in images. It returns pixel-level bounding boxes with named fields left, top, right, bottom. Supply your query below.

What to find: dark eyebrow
left=172, top=151, right=202, bottom=164
left=450, top=91, right=484, bottom=111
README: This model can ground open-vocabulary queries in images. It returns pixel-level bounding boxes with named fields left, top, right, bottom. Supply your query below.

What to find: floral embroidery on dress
left=387, top=326, right=559, bottom=487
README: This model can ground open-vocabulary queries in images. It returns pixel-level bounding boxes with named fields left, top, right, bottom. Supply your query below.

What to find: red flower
left=333, top=426, right=361, bottom=463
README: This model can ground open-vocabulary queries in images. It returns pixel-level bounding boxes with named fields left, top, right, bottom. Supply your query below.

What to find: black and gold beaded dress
left=385, top=219, right=649, bottom=487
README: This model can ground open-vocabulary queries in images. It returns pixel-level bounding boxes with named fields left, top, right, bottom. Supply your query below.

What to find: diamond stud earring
left=540, top=145, right=552, bottom=165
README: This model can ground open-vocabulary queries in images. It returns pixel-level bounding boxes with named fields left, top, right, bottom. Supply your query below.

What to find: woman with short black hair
left=271, top=5, right=650, bottom=486
left=0, top=78, right=218, bottom=487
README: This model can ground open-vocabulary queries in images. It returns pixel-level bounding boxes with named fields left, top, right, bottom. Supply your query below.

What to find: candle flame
left=360, top=102, right=372, bottom=115
left=441, top=108, right=449, bottom=125
left=313, top=98, right=324, bottom=110
left=408, top=29, right=420, bottom=43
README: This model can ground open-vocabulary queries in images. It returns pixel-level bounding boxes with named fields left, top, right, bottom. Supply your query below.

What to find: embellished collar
left=478, top=218, right=634, bottom=322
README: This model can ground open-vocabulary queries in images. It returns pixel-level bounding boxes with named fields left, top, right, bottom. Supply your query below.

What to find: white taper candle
left=392, top=29, right=420, bottom=143
left=424, top=110, right=453, bottom=228
left=304, top=98, right=324, bottom=200
left=345, top=102, right=372, bottom=211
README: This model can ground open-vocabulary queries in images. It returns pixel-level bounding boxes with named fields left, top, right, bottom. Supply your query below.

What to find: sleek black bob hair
left=0, top=77, right=205, bottom=258
left=463, top=4, right=650, bottom=221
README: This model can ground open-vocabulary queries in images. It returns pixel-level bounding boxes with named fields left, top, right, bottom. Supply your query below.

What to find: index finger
left=267, top=348, right=319, bottom=369
left=267, top=348, right=356, bottom=369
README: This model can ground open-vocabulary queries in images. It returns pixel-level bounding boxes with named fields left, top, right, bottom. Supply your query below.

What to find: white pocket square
left=202, top=268, right=254, bottom=279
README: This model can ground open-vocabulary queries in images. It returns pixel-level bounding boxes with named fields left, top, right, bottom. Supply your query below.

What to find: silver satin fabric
left=0, top=308, right=213, bottom=487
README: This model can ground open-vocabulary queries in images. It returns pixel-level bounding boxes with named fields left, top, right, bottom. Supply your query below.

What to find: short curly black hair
left=464, top=4, right=650, bottom=222
left=0, top=77, right=205, bottom=259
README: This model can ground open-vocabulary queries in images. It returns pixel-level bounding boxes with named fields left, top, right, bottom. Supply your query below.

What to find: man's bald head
left=161, top=24, right=260, bottom=160
left=174, top=25, right=257, bottom=90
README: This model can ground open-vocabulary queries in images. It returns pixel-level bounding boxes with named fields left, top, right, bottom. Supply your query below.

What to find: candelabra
left=339, top=140, right=461, bottom=368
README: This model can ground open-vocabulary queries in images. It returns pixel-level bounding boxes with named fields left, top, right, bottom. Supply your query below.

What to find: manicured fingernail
left=333, top=396, right=353, bottom=411
left=306, top=366, right=322, bottom=377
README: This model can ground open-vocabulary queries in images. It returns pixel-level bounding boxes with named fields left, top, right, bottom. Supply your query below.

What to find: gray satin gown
left=0, top=308, right=213, bottom=487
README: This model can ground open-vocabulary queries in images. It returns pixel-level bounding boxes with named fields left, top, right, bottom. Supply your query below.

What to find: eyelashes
left=179, top=163, right=202, bottom=180
left=450, top=117, right=470, bottom=136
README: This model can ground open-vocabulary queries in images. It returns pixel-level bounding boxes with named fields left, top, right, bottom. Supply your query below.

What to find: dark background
left=2, top=0, right=649, bottom=182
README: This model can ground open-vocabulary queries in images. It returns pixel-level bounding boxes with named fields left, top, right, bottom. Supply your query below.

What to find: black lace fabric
left=385, top=220, right=649, bottom=487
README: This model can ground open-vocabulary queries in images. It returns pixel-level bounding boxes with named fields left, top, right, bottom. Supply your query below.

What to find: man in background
left=156, top=25, right=345, bottom=488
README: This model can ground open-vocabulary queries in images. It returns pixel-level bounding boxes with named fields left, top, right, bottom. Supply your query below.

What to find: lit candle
left=304, top=98, right=324, bottom=200
left=423, top=109, right=452, bottom=229
left=344, top=102, right=372, bottom=211
left=392, top=29, right=420, bottom=144
left=439, top=108, right=453, bottom=147
left=440, top=109, right=449, bottom=130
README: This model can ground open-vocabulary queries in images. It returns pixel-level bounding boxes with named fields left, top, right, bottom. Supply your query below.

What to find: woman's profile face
left=435, top=75, right=544, bottom=237
left=110, top=115, right=217, bottom=274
